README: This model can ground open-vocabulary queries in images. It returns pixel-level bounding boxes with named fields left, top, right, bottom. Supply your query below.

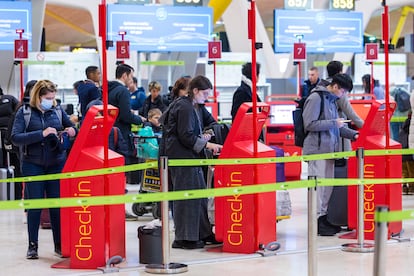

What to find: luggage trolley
left=131, top=127, right=161, bottom=219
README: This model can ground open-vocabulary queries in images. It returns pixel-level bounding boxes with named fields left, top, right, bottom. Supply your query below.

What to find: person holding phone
left=11, top=80, right=77, bottom=259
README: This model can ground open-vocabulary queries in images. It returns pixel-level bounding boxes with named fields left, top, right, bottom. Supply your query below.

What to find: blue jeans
left=391, top=122, right=403, bottom=141
left=23, top=161, right=64, bottom=245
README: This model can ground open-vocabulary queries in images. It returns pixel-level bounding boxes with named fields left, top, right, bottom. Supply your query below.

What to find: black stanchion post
left=308, top=176, right=317, bottom=276
left=373, top=205, right=389, bottom=276
left=145, top=156, right=188, bottom=274
left=342, top=147, right=375, bottom=252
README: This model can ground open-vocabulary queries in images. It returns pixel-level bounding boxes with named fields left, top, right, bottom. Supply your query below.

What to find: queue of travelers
left=1, top=61, right=408, bottom=262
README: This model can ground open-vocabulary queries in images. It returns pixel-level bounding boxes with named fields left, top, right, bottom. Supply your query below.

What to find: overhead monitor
left=107, top=5, right=212, bottom=52
left=0, top=1, right=32, bottom=50
left=269, top=104, right=296, bottom=125
left=273, top=9, right=363, bottom=53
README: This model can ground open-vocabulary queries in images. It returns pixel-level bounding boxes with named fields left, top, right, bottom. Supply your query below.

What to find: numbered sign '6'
left=208, top=41, right=222, bottom=60
left=14, top=39, right=28, bottom=60
left=293, top=42, right=306, bottom=61
left=116, top=40, right=130, bottom=59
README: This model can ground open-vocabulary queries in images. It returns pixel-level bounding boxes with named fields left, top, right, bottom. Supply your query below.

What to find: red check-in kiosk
left=265, top=95, right=301, bottom=180
left=214, top=102, right=276, bottom=253
left=347, top=100, right=402, bottom=240
left=53, top=105, right=126, bottom=269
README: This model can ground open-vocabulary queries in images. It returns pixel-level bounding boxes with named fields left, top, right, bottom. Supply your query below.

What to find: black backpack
left=4, top=104, right=63, bottom=154
left=293, top=92, right=324, bottom=147
left=394, top=87, right=411, bottom=112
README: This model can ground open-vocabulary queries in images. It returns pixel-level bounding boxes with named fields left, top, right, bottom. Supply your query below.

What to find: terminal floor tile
left=1, top=187, right=414, bottom=275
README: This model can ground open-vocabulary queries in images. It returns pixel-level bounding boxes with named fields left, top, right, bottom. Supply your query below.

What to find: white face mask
left=194, top=89, right=210, bottom=104
left=40, top=98, right=54, bottom=110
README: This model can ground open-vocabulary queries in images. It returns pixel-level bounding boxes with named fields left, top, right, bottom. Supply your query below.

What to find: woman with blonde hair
left=11, top=80, right=77, bottom=259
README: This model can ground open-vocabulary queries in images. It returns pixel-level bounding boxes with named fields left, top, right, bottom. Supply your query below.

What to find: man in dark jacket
left=108, top=64, right=146, bottom=185
left=108, top=64, right=145, bottom=157
left=230, top=62, right=262, bottom=121
left=77, top=66, right=101, bottom=121
left=302, top=66, right=320, bottom=99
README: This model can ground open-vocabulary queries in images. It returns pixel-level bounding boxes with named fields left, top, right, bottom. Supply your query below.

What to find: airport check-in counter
left=214, top=102, right=277, bottom=253
left=347, top=99, right=402, bottom=240
left=54, top=105, right=126, bottom=269
left=265, top=95, right=301, bottom=180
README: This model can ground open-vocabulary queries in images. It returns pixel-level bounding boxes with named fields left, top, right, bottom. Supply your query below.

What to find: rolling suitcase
left=270, top=146, right=292, bottom=219
left=0, top=167, right=14, bottom=200
left=0, top=130, right=15, bottom=200
left=327, top=159, right=348, bottom=226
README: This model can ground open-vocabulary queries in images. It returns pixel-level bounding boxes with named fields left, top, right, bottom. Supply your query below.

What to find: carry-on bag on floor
left=270, top=146, right=292, bottom=220
left=0, top=167, right=14, bottom=200
left=327, top=159, right=348, bottom=226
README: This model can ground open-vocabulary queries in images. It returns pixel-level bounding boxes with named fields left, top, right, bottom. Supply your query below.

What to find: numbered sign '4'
left=14, top=39, right=28, bottom=60
left=293, top=42, right=306, bottom=61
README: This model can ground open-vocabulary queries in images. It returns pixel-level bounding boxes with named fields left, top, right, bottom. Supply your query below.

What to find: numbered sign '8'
left=365, top=43, right=379, bottom=61
left=14, top=39, right=28, bottom=60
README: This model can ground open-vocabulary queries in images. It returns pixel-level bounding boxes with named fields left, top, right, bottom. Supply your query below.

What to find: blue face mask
left=40, top=98, right=54, bottom=111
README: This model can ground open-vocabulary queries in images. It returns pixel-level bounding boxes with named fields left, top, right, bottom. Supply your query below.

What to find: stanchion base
left=338, top=230, right=356, bottom=239
left=341, top=242, right=375, bottom=253
left=145, top=263, right=188, bottom=274
left=51, top=258, right=71, bottom=268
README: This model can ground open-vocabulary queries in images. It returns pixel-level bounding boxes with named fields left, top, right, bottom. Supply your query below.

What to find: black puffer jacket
left=108, top=81, right=143, bottom=152
left=141, top=95, right=167, bottom=119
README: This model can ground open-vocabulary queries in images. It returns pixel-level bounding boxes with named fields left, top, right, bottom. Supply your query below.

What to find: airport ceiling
left=43, top=2, right=414, bottom=51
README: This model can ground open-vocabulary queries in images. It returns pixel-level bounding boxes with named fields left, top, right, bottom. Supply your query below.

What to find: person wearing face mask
left=160, top=75, right=223, bottom=249
left=302, top=74, right=359, bottom=236
left=11, top=80, right=77, bottom=260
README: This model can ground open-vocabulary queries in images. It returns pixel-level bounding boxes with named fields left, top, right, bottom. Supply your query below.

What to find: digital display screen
left=0, top=1, right=32, bottom=50
left=269, top=104, right=296, bottom=125
left=274, top=9, right=363, bottom=53
left=107, top=5, right=212, bottom=52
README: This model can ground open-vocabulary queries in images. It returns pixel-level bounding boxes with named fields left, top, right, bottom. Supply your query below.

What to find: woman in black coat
left=161, top=75, right=222, bottom=249
left=230, top=62, right=262, bottom=121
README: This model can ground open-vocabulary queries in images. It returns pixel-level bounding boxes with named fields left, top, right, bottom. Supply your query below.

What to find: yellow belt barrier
left=1, top=148, right=414, bottom=211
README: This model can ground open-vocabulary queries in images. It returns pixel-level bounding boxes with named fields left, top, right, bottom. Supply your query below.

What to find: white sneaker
left=22, top=212, right=27, bottom=224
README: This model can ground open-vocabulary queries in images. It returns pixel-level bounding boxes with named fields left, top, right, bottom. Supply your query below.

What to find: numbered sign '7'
left=293, top=42, right=306, bottom=61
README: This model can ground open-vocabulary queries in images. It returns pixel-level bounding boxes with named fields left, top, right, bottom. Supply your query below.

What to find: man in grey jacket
left=302, top=73, right=359, bottom=236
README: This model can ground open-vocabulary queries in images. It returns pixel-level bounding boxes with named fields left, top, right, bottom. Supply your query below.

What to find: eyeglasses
left=198, top=88, right=211, bottom=97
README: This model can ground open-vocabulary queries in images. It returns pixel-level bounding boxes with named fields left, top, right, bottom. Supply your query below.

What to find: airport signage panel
left=274, top=9, right=363, bottom=53
left=329, top=0, right=355, bottom=11
left=107, top=5, right=212, bottom=52
left=284, top=0, right=312, bottom=10
left=0, top=1, right=31, bottom=50
left=173, top=0, right=203, bottom=6
left=117, top=0, right=151, bottom=4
